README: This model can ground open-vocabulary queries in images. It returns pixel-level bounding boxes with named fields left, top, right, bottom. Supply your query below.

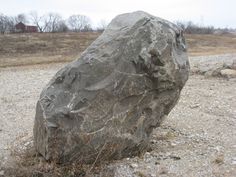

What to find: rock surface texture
left=34, top=11, right=190, bottom=164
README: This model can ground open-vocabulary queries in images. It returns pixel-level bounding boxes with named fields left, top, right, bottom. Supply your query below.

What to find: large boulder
left=34, top=11, right=189, bottom=164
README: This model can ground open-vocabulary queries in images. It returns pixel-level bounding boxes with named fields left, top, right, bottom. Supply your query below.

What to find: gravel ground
left=190, top=53, right=236, bottom=76
left=0, top=63, right=66, bottom=167
left=0, top=55, right=236, bottom=176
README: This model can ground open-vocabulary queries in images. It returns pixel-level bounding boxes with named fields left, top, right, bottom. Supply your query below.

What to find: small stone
left=214, top=146, right=222, bottom=152
left=171, top=142, right=177, bottom=146
left=0, top=171, right=4, bottom=176
left=190, top=103, right=200, bottom=109
left=170, top=155, right=181, bottom=160
left=24, top=141, right=30, bottom=146
left=220, top=69, right=236, bottom=78
left=145, top=152, right=151, bottom=156
left=232, top=157, right=236, bottom=165
left=150, top=140, right=157, bottom=144
left=165, top=152, right=171, bottom=156
left=130, top=163, right=138, bottom=168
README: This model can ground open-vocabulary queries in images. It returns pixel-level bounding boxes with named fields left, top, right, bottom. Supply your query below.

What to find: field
left=0, top=32, right=99, bottom=67
left=1, top=32, right=236, bottom=67
left=0, top=32, right=236, bottom=176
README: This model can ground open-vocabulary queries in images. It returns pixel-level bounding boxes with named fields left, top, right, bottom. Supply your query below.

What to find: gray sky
left=0, top=0, right=235, bottom=28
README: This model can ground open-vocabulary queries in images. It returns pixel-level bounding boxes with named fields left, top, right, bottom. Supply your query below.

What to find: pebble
left=145, top=152, right=150, bottom=156
left=24, top=141, right=31, bottom=146
left=150, top=140, right=157, bottom=144
left=214, top=146, right=223, bottom=152
left=171, top=142, right=177, bottom=146
left=0, top=171, right=4, bottom=176
left=190, top=104, right=200, bottom=109
left=130, top=163, right=138, bottom=168
left=232, top=157, right=236, bottom=165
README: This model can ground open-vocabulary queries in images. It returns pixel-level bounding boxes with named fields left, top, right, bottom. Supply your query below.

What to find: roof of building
left=16, top=22, right=37, bottom=27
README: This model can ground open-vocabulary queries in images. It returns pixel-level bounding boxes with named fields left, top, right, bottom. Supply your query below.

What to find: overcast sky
left=0, top=0, right=235, bottom=28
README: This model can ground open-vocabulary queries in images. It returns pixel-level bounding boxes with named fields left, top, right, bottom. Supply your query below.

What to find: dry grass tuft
left=213, top=154, right=224, bottom=165
left=4, top=144, right=100, bottom=177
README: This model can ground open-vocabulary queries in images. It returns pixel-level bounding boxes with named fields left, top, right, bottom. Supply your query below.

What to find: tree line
left=175, top=21, right=235, bottom=34
left=0, top=12, right=234, bottom=34
left=0, top=12, right=108, bottom=34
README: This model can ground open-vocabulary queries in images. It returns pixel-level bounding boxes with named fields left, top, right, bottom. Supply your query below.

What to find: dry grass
left=0, top=32, right=236, bottom=67
left=4, top=145, right=99, bottom=177
left=0, top=32, right=100, bottom=67
left=213, top=154, right=225, bottom=165
left=186, top=34, right=236, bottom=56
left=3, top=138, right=111, bottom=177
left=154, top=130, right=177, bottom=141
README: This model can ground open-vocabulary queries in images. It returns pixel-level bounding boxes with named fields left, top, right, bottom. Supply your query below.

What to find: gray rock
left=220, top=69, right=236, bottom=78
left=0, top=170, right=4, bottom=176
left=190, top=54, right=236, bottom=77
left=34, top=11, right=189, bottom=164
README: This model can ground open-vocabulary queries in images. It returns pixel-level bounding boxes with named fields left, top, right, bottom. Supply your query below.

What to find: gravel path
left=0, top=55, right=236, bottom=176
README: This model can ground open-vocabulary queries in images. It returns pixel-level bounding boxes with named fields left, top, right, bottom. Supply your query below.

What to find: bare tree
left=57, top=20, right=69, bottom=32
left=30, top=12, right=69, bottom=33
left=7, top=16, right=15, bottom=32
left=15, top=13, right=28, bottom=24
left=67, top=15, right=91, bottom=32
left=29, top=11, right=46, bottom=32
left=0, top=13, right=14, bottom=34
left=44, top=13, right=66, bottom=32
left=96, top=19, right=108, bottom=32
left=175, top=21, right=186, bottom=31
left=175, top=21, right=215, bottom=34
left=0, top=13, right=8, bottom=34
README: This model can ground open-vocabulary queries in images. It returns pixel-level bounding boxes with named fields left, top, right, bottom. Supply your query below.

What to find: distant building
left=15, top=22, right=38, bottom=33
